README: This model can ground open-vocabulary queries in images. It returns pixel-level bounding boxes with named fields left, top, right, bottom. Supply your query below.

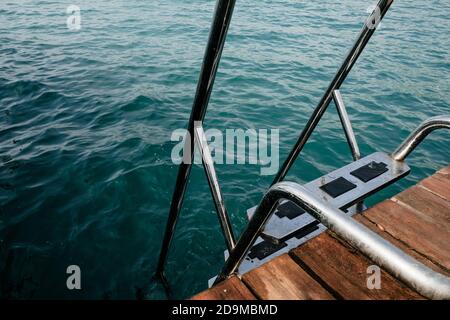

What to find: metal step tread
left=210, top=152, right=409, bottom=280
left=247, top=152, right=410, bottom=240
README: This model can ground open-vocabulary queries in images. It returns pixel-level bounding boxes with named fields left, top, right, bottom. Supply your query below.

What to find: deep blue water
left=0, top=0, right=449, bottom=299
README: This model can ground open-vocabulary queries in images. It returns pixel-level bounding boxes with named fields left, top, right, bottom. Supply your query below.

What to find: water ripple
left=0, top=0, right=449, bottom=299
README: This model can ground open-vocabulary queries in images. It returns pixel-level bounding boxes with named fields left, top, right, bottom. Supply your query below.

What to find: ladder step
left=236, top=204, right=367, bottom=275
left=237, top=225, right=327, bottom=275
left=247, top=152, right=410, bottom=241
left=247, top=239, right=287, bottom=260
left=210, top=152, right=409, bottom=278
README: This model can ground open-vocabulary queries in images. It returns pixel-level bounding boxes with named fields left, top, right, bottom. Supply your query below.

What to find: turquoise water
left=0, top=0, right=449, bottom=299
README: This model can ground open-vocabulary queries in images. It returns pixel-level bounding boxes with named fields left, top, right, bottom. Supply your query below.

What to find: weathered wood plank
left=194, top=165, right=450, bottom=300
left=393, top=185, right=450, bottom=227
left=191, top=276, right=256, bottom=300
left=242, top=254, right=334, bottom=300
left=438, top=165, right=450, bottom=175
left=290, top=233, right=423, bottom=300
left=419, top=171, right=450, bottom=201
left=355, top=215, right=449, bottom=275
left=363, top=199, right=450, bottom=270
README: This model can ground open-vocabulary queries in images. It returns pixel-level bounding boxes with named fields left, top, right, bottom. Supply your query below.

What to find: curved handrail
left=392, top=115, right=450, bottom=161
left=215, top=182, right=450, bottom=300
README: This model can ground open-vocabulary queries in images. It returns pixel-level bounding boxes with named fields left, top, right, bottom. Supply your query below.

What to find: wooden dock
left=192, top=165, right=450, bottom=300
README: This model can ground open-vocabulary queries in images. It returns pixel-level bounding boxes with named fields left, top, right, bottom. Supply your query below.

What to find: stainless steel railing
left=195, top=125, right=236, bottom=251
left=392, top=116, right=450, bottom=161
left=157, top=0, right=450, bottom=299
left=272, top=0, right=394, bottom=185
left=157, top=0, right=392, bottom=284
left=156, top=0, right=237, bottom=282
left=213, top=182, right=450, bottom=300
left=333, top=90, right=361, bottom=161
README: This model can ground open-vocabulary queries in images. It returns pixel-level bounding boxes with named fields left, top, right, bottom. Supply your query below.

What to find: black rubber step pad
left=278, top=221, right=321, bottom=243
left=350, top=161, right=388, bottom=183
left=275, top=201, right=305, bottom=220
left=292, top=221, right=320, bottom=240
left=248, top=240, right=287, bottom=260
left=320, top=177, right=357, bottom=198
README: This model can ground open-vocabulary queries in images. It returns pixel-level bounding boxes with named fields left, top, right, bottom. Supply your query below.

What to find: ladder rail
left=333, top=89, right=361, bottom=161
left=333, top=89, right=364, bottom=212
left=271, top=0, right=394, bottom=185
left=158, top=0, right=392, bottom=281
left=156, top=0, right=236, bottom=280
left=195, top=125, right=236, bottom=251
left=156, top=0, right=450, bottom=295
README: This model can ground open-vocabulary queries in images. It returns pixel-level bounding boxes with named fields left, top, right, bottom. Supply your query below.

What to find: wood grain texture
left=242, top=254, right=334, bottom=300
left=290, top=233, right=423, bottom=300
left=191, top=276, right=256, bottom=300
left=393, top=185, right=450, bottom=227
left=355, top=215, right=449, bottom=275
left=419, top=171, right=450, bottom=200
left=194, top=165, right=450, bottom=300
left=363, top=199, right=450, bottom=270
left=438, top=165, right=450, bottom=175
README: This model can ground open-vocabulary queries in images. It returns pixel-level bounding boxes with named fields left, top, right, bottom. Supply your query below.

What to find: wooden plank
left=193, top=165, right=450, bottom=300
left=355, top=215, right=449, bottom=275
left=393, top=185, right=450, bottom=227
left=290, top=233, right=423, bottom=300
left=363, top=199, right=450, bottom=270
left=419, top=171, right=450, bottom=200
left=438, top=165, right=450, bottom=175
left=242, top=254, right=334, bottom=300
left=191, top=276, right=256, bottom=300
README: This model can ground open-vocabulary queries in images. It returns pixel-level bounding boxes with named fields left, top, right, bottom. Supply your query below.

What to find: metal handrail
left=392, top=115, right=450, bottom=161
left=195, top=125, right=236, bottom=251
left=157, top=0, right=393, bottom=282
left=272, top=0, right=394, bottom=185
left=156, top=0, right=236, bottom=280
left=333, top=90, right=361, bottom=161
left=156, top=0, right=450, bottom=299
left=333, top=89, right=364, bottom=212
left=214, top=181, right=450, bottom=300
